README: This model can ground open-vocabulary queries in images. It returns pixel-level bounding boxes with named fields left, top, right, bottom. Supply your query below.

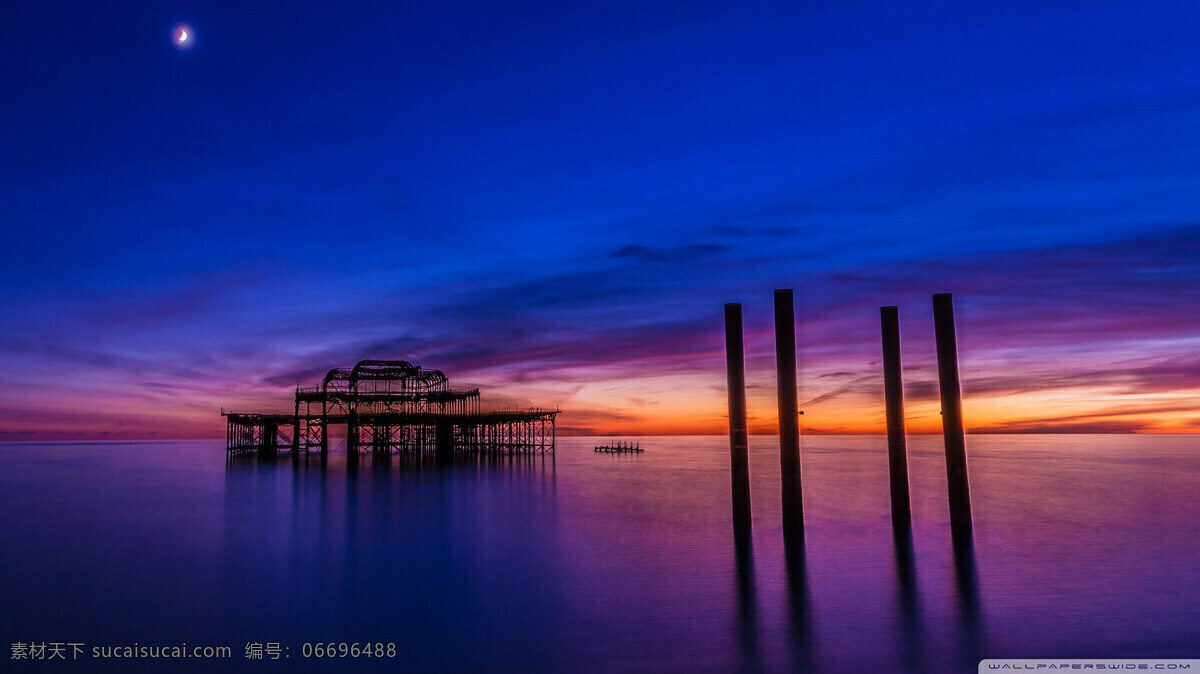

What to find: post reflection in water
left=732, top=524, right=759, bottom=669
left=952, top=526, right=984, bottom=668
left=892, top=524, right=921, bottom=672
left=784, top=535, right=817, bottom=672
left=729, top=522, right=815, bottom=671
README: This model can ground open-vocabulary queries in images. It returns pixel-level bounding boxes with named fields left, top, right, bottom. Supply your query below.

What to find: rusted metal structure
left=224, top=359, right=558, bottom=460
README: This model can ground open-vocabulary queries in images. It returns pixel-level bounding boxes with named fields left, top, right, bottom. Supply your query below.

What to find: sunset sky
left=2, top=1, right=1198, bottom=440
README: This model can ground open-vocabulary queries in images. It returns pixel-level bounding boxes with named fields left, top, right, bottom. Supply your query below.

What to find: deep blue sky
left=2, top=1, right=1199, bottom=438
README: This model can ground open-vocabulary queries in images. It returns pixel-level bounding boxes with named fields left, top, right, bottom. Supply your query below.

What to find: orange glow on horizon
left=3, top=368, right=1198, bottom=442
left=551, top=380, right=1200, bottom=436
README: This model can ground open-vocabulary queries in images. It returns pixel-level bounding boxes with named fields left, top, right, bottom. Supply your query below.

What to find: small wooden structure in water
left=594, top=441, right=643, bottom=454
left=224, top=359, right=558, bottom=461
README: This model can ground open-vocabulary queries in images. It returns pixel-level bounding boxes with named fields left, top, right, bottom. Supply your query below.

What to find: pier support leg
left=933, top=293, right=973, bottom=532
left=291, top=412, right=300, bottom=464
left=880, top=306, right=912, bottom=531
left=347, top=414, right=359, bottom=468
left=435, top=421, right=454, bottom=464
left=259, top=421, right=277, bottom=462
left=774, top=289, right=804, bottom=544
left=292, top=400, right=301, bottom=458
left=724, top=303, right=752, bottom=537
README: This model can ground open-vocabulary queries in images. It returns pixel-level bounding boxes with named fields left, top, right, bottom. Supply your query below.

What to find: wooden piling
left=932, top=293, right=973, bottom=531
left=725, top=303, right=752, bottom=534
left=880, top=306, right=912, bottom=530
left=774, top=289, right=804, bottom=540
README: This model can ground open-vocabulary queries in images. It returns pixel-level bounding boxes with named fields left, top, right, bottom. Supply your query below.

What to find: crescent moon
left=178, top=30, right=188, bottom=42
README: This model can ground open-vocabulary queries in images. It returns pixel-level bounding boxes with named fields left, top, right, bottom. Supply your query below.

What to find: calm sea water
left=2, top=435, right=1199, bottom=673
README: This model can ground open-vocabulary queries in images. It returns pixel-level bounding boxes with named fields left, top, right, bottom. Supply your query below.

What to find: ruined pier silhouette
left=594, top=441, right=643, bottom=454
left=224, top=359, right=558, bottom=460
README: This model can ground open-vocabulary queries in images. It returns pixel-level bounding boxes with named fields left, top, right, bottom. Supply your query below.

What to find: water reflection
left=371, top=448, right=392, bottom=471
left=229, top=449, right=558, bottom=473
left=892, top=526, right=921, bottom=672
left=784, top=535, right=816, bottom=672
left=14, top=436, right=1196, bottom=672
left=732, top=524, right=759, bottom=669
left=952, top=526, right=984, bottom=668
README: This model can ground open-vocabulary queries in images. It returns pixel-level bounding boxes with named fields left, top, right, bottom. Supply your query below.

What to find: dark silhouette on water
left=891, top=525, right=922, bottom=672
left=593, top=441, right=643, bottom=453
left=774, top=289, right=805, bottom=546
left=933, top=294, right=974, bottom=535
left=372, top=444, right=392, bottom=471
left=732, top=522, right=759, bottom=669
left=880, top=306, right=913, bottom=532
left=712, top=290, right=992, bottom=671
left=722, top=290, right=819, bottom=670
left=952, top=527, right=985, bottom=668
left=223, top=359, right=558, bottom=462
left=724, top=303, right=753, bottom=539
left=784, top=534, right=817, bottom=672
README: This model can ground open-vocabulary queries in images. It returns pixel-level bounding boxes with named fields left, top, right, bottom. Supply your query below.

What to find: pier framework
left=224, top=360, right=557, bottom=459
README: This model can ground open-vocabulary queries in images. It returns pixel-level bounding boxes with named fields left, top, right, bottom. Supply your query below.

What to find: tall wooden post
left=774, top=290, right=804, bottom=541
left=880, top=306, right=912, bottom=530
left=933, top=293, right=972, bottom=531
left=725, top=303, right=752, bottom=535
